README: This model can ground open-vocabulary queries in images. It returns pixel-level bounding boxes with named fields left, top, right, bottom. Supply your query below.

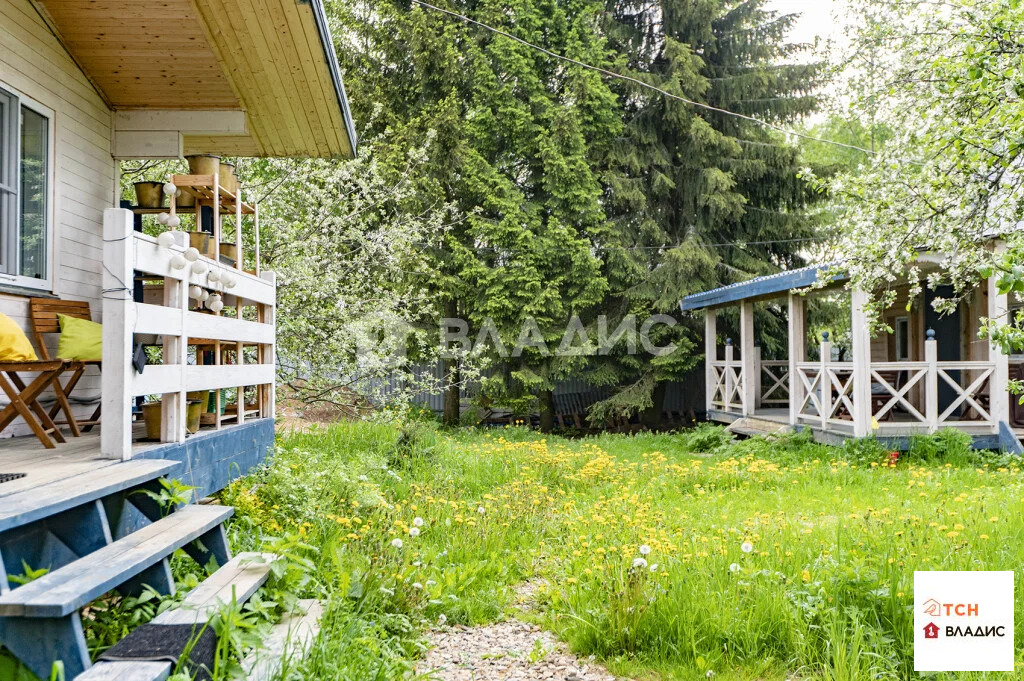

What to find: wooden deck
left=709, top=407, right=1007, bottom=450
left=0, top=424, right=207, bottom=498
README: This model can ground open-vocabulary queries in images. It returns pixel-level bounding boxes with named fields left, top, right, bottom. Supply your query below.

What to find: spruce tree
left=588, top=0, right=824, bottom=423
left=330, top=0, right=618, bottom=425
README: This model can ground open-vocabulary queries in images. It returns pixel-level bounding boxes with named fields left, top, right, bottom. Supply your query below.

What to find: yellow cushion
left=0, top=313, right=37, bottom=361
left=57, top=314, right=102, bottom=361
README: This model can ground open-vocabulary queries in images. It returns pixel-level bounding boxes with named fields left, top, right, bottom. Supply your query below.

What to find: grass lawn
left=215, top=421, right=1024, bottom=680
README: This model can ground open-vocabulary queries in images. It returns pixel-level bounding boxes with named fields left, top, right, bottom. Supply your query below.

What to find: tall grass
left=214, top=423, right=1024, bottom=680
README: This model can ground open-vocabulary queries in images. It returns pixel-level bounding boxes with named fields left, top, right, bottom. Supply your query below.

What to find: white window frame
left=894, top=316, right=910, bottom=361
left=0, top=80, right=55, bottom=292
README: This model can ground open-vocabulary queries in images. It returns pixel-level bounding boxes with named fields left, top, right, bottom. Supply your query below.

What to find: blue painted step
left=0, top=505, right=232, bottom=618
left=0, top=459, right=180, bottom=533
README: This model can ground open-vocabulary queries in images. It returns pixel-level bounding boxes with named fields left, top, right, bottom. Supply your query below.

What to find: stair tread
left=0, top=505, right=233, bottom=617
left=725, top=417, right=791, bottom=436
left=153, top=551, right=275, bottom=625
left=0, top=459, right=181, bottom=533
left=243, top=599, right=323, bottom=681
left=74, top=660, right=171, bottom=681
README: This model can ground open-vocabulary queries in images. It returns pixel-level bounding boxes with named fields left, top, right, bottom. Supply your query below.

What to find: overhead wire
left=411, top=0, right=880, bottom=157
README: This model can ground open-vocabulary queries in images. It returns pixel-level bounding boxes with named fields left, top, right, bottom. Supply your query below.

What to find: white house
left=681, top=257, right=1023, bottom=453
left=0, top=0, right=356, bottom=677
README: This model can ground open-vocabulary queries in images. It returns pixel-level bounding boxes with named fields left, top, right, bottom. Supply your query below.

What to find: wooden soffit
left=33, top=0, right=355, bottom=158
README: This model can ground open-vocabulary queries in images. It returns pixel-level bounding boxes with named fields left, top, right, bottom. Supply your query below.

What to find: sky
left=765, top=0, right=847, bottom=53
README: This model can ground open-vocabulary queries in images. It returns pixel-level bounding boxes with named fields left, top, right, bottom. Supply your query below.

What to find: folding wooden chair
left=28, top=299, right=101, bottom=437
left=0, top=360, right=69, bottom=448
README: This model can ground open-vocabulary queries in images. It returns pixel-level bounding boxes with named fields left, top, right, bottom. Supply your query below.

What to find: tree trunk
left=442, top=358, right=460, bottom=426
left=640, top=381, right=667, bottom=430
left=539, top=389, right=555, bottom=433
left=442, top=299, right=460, bottom=426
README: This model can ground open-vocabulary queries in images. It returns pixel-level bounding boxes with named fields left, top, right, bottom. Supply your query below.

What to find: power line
left=411, top=236, right=829, bottom=251
left=411, top=0, right=878, bottom=157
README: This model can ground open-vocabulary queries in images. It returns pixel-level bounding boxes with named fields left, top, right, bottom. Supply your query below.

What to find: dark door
left=925, top=285, right=961, bottom=415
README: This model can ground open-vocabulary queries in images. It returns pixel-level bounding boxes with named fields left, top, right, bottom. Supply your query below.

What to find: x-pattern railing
left=796, top=364, right=823, bottom=418
left=870, top=365, right=927, bottom=423
left=710, top=361, right=745, bottom=413
left=825, top=367, right=855, bottom=422
left=938, top=363, right=993, bottom=424
left=760, top=362, right=789, bottom=405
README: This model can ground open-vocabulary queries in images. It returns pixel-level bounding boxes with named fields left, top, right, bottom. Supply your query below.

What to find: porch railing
left=758, top=360, right=790, bottom=406
left=788, top=332, right=996, bottom=434
left=101, top=208, right=276, bottom=459
left=710, top=340, right=745, bottom=414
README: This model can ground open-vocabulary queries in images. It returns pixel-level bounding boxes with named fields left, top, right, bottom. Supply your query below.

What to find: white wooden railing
left=101, top=208, right=276, bottom=459
left=710, top=341, right=745, bottom=414
left=789, top=332, right=997, bottom=434
left=758, top=360, right=790, bottom=406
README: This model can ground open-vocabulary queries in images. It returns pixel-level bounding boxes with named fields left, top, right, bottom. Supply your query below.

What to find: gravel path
left=416, top=619, right=620, bottom=681
left=416, top=580, right=624, bottom=681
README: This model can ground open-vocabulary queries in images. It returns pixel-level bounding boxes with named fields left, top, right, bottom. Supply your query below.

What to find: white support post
left=850, top=288, right=873, bottom=437
left=740, top=301, right=756, bottom=416
left=788, top=293, right=806, bottom=426
left=753, top=345, right=763, bottom=409
left=235, top=185, right=243, bottom=272
left=101, top=208, right=136, bottom=460
left=988, top=265, right=1010, bottom=428
left=704, top=309, right=716, bottom=416
left=724, top=339, right=735, bottom=413
left=820, top=333, right=831, bottom=430
left=925, top=329, right=939, bottom=431
left=161, top=231, right=189, bottom=443
left=261, top=270, right=277, bottom=419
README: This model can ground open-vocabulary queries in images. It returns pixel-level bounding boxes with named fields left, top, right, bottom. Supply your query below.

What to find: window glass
left=895, top=317, right=910, bottom=360
left=19, top=105, right=47, bottom=280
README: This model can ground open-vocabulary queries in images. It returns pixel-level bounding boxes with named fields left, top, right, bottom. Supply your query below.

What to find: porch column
left=101, top=208, right=135, bottom=460
left=788, top=293, right=806, bottom=426
left=704, top=309, right=716, bottom=416
left=988, top=264, right=1010, bottom=426
left=740, top=301, right=756, bottom=416
left=850, top=288, right=873, bottom=436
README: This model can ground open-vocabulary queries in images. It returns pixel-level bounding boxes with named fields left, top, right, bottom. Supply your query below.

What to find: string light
left=157, top=231, right=176, bottom=248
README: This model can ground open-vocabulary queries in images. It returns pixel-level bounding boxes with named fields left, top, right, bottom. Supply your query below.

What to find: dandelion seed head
left=741, top=541, right=754, bottom=554
left=729, top=563, right=740, bottom=573
left=639, top=544, right=651, bottom=556
left=632, top=557, right=648, bottom=569
left=391, top=538, right=403, bottom=549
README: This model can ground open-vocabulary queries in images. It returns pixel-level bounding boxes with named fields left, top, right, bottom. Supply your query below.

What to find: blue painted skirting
left=134, top=419, right=275, bottom=498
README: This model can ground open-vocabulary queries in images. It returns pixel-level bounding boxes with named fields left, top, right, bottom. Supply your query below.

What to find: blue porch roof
left=679, top=263, right=845, bottom=311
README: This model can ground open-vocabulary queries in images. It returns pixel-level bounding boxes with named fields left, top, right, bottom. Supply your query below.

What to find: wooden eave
left=32, top=0, right=355, bottom=158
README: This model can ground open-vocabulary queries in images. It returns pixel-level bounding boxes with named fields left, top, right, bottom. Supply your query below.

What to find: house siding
left=0, top=0, right=114, bottom=434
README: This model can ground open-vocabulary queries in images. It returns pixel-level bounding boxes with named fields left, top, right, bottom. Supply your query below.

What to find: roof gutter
left=304, top=0, right=358, bottom=156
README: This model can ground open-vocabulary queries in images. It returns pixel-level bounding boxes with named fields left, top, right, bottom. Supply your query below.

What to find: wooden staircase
left=0, top=459, right=243, bottom=679
left=725, top=416, right=792, bottom=438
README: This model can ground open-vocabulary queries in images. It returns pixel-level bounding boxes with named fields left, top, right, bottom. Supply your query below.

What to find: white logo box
left=914, top=570, right=1015, bottom=672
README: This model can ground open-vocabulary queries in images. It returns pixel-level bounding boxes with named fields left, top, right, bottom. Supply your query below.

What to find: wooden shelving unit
left=131, top=168, right=269, bottom=436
